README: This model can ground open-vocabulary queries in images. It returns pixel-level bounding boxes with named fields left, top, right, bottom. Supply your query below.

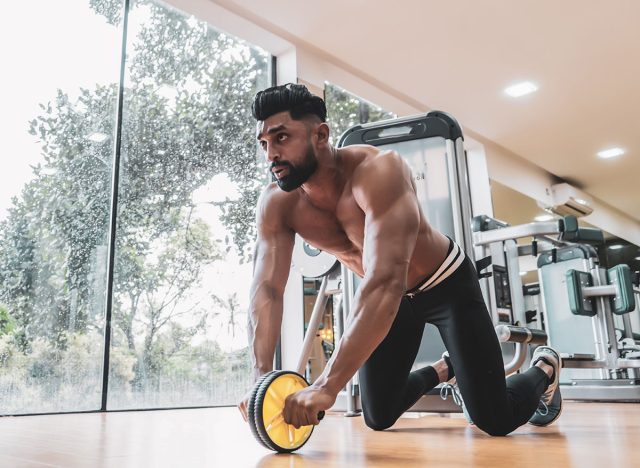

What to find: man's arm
left=248, top=188, right=295, bottom=380
left=314, top=151, right=420, bottom=394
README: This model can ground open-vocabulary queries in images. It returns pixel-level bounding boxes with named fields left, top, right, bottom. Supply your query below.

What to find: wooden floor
left=0, top=402, right=639, bottom=467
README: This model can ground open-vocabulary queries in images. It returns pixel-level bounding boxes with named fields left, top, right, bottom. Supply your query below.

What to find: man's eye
left=259, top=141, right=267, bottom=150
left=277, top=134, right=288, bottom=142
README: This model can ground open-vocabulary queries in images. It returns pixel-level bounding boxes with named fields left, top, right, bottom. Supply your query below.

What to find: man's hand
left=238, top=386, right=255, bottom=423
left=282, top=385, right=336, bottom=428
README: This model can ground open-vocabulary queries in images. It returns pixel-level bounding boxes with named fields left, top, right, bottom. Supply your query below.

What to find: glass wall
left=324, top=82, right=396, bottom=145
left=107, top=0, right=270, bottom=409
left=0, top=0, right=122, bottom=413
left=0, top=0, right=271, bottom=415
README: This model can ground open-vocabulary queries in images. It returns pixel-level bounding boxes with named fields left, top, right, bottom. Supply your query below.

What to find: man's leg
left=419, top=257, right=552, bottom=436
left=358, top=297, right=438, bottom=431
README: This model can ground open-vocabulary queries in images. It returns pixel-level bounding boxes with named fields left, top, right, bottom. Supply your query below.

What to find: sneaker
left=439, top=382, right=474, bottom=425
left=528, top=346, right=563, bottom=427
left=439, top=351, right=473, bottom=425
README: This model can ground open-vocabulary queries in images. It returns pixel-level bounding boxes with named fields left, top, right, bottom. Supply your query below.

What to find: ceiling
left=214, top=0, right=640, bottom=223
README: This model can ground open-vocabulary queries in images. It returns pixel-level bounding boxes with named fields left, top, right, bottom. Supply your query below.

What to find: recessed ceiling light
left=597, top=147, right=625, bottom=159
left=504, top=81, right=538, bottom=97
left=87, top=132, right=108, bottom=143
left=609, top=245, right=624, bottom=250
left=535, top=214, right=554, bottom=222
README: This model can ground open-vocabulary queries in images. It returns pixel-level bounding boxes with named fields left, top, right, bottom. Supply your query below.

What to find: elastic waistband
left=405, top=238, right=466, bottom=297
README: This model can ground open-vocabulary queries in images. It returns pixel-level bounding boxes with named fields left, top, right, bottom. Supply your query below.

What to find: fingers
left=283, top=395, right=299, bottom=428
left=283, top=394, right=293, bottom=427
left=300, top=412, right=312, bottom=427
left=238, top=400, right=248, bottom=422
left=283, top=394, right=317, bottom=428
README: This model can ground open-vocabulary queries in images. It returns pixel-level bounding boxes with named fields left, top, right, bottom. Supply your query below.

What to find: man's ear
left=315, top=122, right=330, bottom=145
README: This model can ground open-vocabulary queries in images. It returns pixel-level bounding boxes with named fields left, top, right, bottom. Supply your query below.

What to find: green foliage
left=325, top=83, right=396, bottom=144
left=0, top=305, right=15, bottom=335
left=0, top=0, right=268, bottom=411
left=0, top=330, right=138, bottom=413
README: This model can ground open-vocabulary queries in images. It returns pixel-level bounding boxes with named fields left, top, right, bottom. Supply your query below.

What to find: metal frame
left=452, top=138, right=475, bottom=258
left=101, top=0, right=131, bottom=413
left=473, top=217, right=640, bottom=401
left=473, top=220, right=566, bottom=325
left=473, top=221, right=565, bottom=246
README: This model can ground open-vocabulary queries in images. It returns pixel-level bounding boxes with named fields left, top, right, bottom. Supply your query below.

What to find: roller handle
left=495, top=325, right=547, bottom=345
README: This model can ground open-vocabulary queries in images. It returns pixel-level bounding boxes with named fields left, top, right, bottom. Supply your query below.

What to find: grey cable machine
left=473, top=215, right=640, bottom=401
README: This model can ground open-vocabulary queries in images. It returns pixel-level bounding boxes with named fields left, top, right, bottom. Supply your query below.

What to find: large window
left=0, top=0, right=271, bottom=415
left=0, top=0, right=122, bottom=414
left=107, top=0, right=270, bottom=409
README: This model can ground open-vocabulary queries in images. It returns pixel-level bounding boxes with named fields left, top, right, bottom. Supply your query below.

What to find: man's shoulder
left=349, top=147, right=413, bottom=210
left=258, top=182, right=298, bottom=218
left=351, top=147, right=405, bottom=181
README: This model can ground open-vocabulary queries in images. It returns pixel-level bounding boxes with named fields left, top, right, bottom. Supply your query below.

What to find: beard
left=272, top=145, right=318, bottom=192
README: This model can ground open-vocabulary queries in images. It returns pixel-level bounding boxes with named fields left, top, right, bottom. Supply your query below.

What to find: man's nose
left=266, top=145, right=280, bottom=163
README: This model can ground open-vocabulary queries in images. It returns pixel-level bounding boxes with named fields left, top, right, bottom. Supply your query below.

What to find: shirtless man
left=238, top=83, right=562, bottom=435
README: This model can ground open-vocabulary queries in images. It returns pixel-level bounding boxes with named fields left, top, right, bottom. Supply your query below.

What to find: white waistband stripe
left=409, top=242, right=466, bottom=295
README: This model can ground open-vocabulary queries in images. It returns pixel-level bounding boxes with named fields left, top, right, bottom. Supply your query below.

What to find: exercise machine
left=473, top=214, right=640, bottom=401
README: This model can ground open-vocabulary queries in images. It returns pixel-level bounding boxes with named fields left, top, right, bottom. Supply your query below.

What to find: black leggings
left=358, top=255, right=549, bottom=436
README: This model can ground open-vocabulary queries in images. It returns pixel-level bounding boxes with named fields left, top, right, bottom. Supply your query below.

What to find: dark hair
left=252, top=83, right=326, bottom=122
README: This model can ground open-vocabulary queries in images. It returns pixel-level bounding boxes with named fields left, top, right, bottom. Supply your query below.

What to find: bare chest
left=288, top=191, right=365, bottom=262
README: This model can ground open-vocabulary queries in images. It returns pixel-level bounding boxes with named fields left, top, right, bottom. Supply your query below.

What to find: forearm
left=248, top=284, right=284, bottom=381
left=313, top=276, right=405, bottom=394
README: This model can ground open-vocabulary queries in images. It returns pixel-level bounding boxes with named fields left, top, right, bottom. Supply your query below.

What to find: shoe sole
left=529, top=401, right=563, bottom=427
left=529, top=347, right=563, bottom=427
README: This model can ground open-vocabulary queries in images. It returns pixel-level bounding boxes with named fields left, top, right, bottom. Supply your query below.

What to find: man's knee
left=363, top=410, right=397, bottom=431
left=472, top=416, right=512, bottom=437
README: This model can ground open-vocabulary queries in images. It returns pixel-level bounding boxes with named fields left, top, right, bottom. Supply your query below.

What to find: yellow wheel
left=247, top=371, right=275, bottom=449
left=251, top=371, right=324, bottom=453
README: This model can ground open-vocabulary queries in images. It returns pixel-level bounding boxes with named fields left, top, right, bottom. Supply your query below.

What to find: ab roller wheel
left=248, top=370, right=325, bottom=453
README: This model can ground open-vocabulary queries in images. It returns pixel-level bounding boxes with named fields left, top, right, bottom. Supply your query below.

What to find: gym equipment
left=473, top=214, right=640, bottom=401
left=247, top=370, right=324, bottom=453
left=472, top=214, right=604, bottom=326
left=291, top=235, right=338, bottom=279
left=566, top=265, right=635, bottom=316
left=246, top=285, right=546, bottom=452
left=495, top=325, right=548, bottom=374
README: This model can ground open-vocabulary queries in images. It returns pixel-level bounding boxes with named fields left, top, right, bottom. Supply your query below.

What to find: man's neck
left=299, top=146, right=344, bottom=211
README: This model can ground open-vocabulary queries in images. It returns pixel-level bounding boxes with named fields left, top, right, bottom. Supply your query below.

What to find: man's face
left=256, top=112, right=319, bottom=192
